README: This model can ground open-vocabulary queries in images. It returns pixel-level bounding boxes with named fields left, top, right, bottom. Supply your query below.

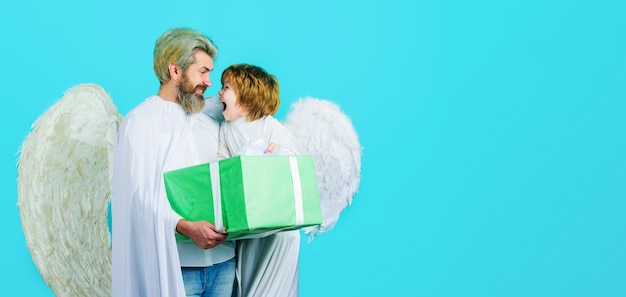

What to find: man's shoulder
left=201, top=96, right=224, bottom=123
left=126, top=95, right=160, bottom=117
left=195, top=111, right=220, bottom=133
left=119, top=96, right=164, bottom=133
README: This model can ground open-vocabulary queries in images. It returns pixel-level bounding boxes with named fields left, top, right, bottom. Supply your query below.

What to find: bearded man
left=112, top=27, right=235, bottom=297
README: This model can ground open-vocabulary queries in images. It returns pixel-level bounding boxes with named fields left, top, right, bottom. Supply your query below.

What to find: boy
left=217, top=64, right=299, bottom=297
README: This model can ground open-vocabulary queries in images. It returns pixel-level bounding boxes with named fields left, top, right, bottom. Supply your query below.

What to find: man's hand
left=176, top=219, right=227, bottom=249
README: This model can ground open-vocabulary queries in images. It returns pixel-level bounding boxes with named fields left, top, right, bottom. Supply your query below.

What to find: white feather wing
left=17, top=84, right=122, bottom=296
left=283, top=97, right=362, bottom=241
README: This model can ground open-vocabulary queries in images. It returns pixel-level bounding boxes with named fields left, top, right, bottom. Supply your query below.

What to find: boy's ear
left=168, top=63, right=181, bottom=81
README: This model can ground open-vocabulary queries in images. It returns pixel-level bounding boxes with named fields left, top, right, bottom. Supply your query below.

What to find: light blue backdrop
left=2, top=0, right=625, bottom=296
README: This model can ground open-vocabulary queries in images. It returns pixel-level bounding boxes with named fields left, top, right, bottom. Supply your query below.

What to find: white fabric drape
left=112, top=96, right=234, bottom=297
left=219, top=115, right=300, bottom=297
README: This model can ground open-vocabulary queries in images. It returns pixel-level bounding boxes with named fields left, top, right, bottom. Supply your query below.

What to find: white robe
left=112, top=96, right=234, bottom=297
left=218, top=116, right=300, bottom=297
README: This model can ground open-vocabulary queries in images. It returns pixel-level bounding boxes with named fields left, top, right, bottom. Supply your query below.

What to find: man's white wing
left=17, top=84, right=122, bottom=296
left=283, top=97, right=362, bottom=241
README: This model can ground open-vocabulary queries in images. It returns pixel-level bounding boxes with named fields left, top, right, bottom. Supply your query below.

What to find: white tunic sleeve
left=112, top=97, right=189, bottom=297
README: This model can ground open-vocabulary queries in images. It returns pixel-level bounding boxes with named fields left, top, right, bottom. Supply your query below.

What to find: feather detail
left=283, top=97, right=362, bottom=242
left=17, top=83, right=122, bottom=296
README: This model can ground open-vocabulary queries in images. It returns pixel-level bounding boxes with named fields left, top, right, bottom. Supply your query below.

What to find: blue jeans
left=182, top=258, right=236, bottom=297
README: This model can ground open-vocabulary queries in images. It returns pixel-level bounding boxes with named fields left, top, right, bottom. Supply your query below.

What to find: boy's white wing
left=17, top=84, right=122, bottom=296
left=283, top=97, right=362, bottom=241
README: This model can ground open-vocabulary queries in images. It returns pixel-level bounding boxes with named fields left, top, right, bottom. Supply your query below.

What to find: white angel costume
left=112, top=95, right=234, bottom=297
left=218, top=116, right=300, bottom=297
left=17, top=84, right=360, bottom=297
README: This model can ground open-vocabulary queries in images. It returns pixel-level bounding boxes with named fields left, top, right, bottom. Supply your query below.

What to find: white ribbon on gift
left=289, top=156, right=305, bottom=226
left=209, top=161, right=225, bottom=233
left=209, top=153, right=306, bottom=238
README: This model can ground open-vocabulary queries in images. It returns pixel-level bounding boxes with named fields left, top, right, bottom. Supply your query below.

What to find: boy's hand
left=265, top=143, right=278, bottom=154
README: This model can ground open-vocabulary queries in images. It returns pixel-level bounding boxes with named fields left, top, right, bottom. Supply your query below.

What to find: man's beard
left=178, top=75, right=206, bottom=113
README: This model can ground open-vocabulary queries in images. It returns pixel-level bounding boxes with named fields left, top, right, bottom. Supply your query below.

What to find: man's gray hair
left=153, top=27, right=218, bottom=84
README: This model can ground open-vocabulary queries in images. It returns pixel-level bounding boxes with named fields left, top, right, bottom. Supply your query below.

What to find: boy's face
left=218, top=79, right=248, bottom=121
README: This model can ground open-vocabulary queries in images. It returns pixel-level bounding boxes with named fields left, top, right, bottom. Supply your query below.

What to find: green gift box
left=164, top=155, right=322, bottom=241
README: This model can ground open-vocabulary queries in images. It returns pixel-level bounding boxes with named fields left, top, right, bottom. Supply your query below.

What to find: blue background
left=2, top=0, right=625, bottom=296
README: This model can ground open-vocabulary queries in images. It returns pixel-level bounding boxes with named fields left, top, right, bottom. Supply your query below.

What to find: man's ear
left=168, top=63, right=181, bottom=81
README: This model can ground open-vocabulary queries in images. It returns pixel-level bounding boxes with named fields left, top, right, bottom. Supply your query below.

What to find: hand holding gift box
left=164, top=155, right=322, bottom=241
